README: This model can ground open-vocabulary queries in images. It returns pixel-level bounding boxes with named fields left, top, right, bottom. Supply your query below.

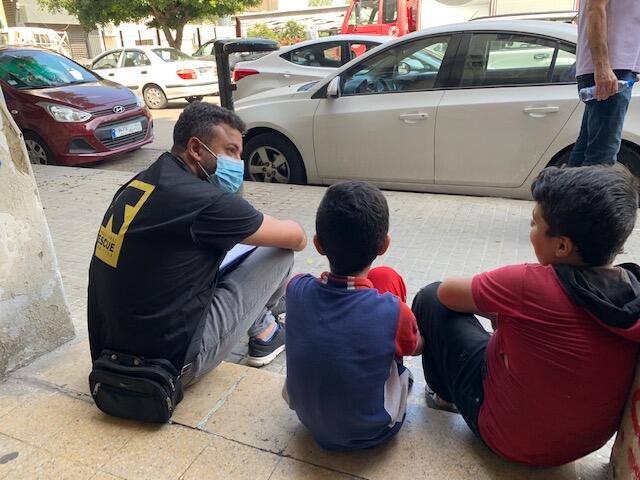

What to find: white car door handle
left=523, top=106, right=560, bottom=117
left=399, top=112, right=429, bottom=123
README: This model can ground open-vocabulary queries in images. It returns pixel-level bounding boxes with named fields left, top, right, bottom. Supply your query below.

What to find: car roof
left=278, top=34, right=391, bottom=53
left=403, top=20, right=577, bottom=44
left=0, top=45, right=53, bottom=52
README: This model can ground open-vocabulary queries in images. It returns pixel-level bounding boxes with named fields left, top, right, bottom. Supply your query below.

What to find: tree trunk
left=160, top=23, right=177, bottom=48
left=174, top=23, right=185, bottom=50
left=158, top=21, right=185, bottom=49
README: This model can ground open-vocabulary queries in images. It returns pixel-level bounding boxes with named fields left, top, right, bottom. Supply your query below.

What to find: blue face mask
left=196, top=139, right=244, bottom=193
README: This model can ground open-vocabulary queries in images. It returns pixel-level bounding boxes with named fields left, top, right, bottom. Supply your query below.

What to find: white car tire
left=243, top=133, right=306, bottom=185
left=143, top=85, right=168, bottom=109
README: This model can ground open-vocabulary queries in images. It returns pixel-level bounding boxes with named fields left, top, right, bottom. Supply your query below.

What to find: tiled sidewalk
left=1, top=165, right=633, bottom=479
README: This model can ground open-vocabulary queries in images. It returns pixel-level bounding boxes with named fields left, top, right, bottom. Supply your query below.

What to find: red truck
left=340, top=0, right=580, bottom=37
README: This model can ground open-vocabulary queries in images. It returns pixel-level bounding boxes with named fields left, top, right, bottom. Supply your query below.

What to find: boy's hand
left=412, top=335, right=425, bottom=356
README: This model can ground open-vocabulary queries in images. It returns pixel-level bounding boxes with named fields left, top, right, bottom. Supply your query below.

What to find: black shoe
left=247, top=322, right=285, bottom=367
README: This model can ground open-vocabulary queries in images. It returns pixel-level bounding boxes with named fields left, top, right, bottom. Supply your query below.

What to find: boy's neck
left=329, top=266, right=371, bottom=278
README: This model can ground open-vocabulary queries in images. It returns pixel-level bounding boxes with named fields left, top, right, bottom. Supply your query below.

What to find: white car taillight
left=177, top=69, right=197, bottom=80
left=233, top=68, right=259, bottom=82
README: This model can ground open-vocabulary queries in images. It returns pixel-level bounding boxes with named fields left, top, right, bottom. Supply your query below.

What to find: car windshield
left=0, top=50, right=97, bottom=89
left=151, top=48, right=193, bottom=62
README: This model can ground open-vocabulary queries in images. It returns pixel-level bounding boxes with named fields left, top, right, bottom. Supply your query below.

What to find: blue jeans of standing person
left=568, top=70, right=636, bottom=167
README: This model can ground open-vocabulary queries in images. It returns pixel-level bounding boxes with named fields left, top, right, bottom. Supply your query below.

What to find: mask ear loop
left=195, top=138, right=219, bottom=177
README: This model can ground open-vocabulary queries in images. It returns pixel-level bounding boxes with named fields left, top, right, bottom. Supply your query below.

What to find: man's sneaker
left=247, top=322, right=285, bottom=367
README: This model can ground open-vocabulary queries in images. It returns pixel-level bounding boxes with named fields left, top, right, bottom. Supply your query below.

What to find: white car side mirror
left=327, top=77, right=340, bottom=98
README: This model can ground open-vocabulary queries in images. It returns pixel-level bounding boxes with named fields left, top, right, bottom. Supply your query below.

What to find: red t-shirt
left=472, top=264, right=639, bottom=466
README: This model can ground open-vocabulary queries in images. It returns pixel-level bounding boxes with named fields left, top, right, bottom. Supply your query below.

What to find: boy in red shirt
left=412, top=165, right=640, bottom=466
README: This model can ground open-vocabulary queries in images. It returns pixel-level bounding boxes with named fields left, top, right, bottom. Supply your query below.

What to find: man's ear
left=378, top=234, right=391, bottom=255
left=313, top=234, right=326, bottom=255
left=186, top=137, right=203, bottom=163
left=555, top=235, right=576, bottom=259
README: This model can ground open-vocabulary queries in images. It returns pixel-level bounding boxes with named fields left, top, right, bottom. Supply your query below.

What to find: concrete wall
left=0, top=89, right=74, bottom=378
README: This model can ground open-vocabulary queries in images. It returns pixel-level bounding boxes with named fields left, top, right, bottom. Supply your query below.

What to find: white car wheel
left=143, top=85, right=168, bottom=109
left=244, top=133, right=306, bottom=185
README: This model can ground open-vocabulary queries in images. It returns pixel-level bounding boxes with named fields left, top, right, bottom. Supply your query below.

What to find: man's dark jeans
left=568, top=70, right=636, bottom=167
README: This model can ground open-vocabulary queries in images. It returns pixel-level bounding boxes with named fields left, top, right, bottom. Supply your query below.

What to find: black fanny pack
left=89, top=350, right=184, bottom=423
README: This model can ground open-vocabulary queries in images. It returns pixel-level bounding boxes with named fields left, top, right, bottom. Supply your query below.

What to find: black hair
left=316, top=181, right=389, bottom=275
left=172, top=102, right=246, bottom=151
left=531, top=165, right=638, bottom=266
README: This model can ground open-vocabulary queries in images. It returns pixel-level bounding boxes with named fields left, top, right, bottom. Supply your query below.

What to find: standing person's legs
left=411, top=282, right=489, bottom=437
left=183, top=247, right=293, bottom=386
left=568, top=71, right=635, bottom=167
left=368, top=266, right=408, bottom=302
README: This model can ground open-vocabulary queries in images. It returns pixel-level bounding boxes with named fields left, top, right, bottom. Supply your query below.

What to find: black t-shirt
left=88, top=152, right=263, bottom=368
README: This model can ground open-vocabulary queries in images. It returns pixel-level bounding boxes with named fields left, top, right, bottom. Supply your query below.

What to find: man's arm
left=242, top=214, right=307, bottom=252
left=586, top=0, right=618, bottom=101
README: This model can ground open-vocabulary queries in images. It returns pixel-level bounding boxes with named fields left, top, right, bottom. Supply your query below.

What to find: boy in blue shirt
left=284, top=181, right=424, bottom=451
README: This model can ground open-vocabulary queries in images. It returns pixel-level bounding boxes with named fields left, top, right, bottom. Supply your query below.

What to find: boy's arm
left=396, top=303, right=422, bottom=356
left=438, top=277, right=483, bottom=314
left=438, top=277, right=498, bottom=327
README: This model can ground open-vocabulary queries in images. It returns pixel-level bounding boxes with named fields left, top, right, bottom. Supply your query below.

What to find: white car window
left=461, top=33, right=574, bottom=87
left=551, top=44, right=576, bottom=83
left=93, top=51, right=122, bottom=70
left=151, top=48, right=193, bottom=62
left=341, top=35, right=450, bottom=95
left=348, top=41, right=380, bottom=61
left=194, top=42, right=214, bottom=57
left=286, top=42, right=343, bottom=68
left=122, top=51, right=151, bottom=68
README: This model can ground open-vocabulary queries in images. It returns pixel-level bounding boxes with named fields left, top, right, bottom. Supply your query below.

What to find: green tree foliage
left=247, top=20, right=308, bottom=46
left=38, top=0, right=261, bottom=48
left=308, top=0, right=331, bottom=7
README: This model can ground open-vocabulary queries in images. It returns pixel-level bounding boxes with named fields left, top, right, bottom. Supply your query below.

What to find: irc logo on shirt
left=94, top=179, right=155, bottom=268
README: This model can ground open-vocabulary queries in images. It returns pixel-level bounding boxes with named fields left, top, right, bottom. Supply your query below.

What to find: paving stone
left=203, top=368, right=297, bottom=453
left=16, top=339, right=91, bottom=396
left=0, top=432, right=95, bottom=480
left=0, top=391, right=147, bottom=469
left=172, top=361, right=249, bottom=428
left=284, top=403, right=577, bottom=480
left=180, top=435, right=280, bottom=480
left=0, top=378, right=48, bottom=418
left=270, top=458, right=359, bottom=479
left=100, top=424, right=211, bottom=480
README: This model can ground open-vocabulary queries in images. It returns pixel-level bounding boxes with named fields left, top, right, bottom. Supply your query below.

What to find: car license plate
left=111, top=122, right=142, bottom=139
left=198, top=67, right=211, bottom=74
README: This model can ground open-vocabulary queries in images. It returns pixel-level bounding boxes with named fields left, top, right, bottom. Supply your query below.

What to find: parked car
left=236, top=20, right=640, bottom=199
left=89, top=47, right=218, bottom=109
left=192, top=39, right=272, bottom=71
left=233, top=34, right=388, bottom=101
left=0, top=46, right=153, bottom=166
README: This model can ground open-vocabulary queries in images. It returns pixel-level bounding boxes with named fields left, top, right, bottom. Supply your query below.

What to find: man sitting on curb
left=412, top=165, right=640, bottom=466
left=88, top=102, right=306, bottom=389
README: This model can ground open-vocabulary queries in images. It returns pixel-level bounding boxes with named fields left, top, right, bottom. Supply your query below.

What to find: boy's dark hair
left=316, top=181, right=389, bottom=276
left=172, top=102, right=246, bottom=151
left=531, top=165, right=638, bottom=266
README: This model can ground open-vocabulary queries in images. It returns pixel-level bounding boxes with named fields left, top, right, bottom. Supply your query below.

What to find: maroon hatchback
left=0, top=46, right=153, bottom=166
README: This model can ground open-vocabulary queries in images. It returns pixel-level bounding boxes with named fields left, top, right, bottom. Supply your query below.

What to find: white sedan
left=89, top=47, right=218, bottom=109
left=236, top=20, right=640, bottom=199
left=233, top=34, right=388, bottom=101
